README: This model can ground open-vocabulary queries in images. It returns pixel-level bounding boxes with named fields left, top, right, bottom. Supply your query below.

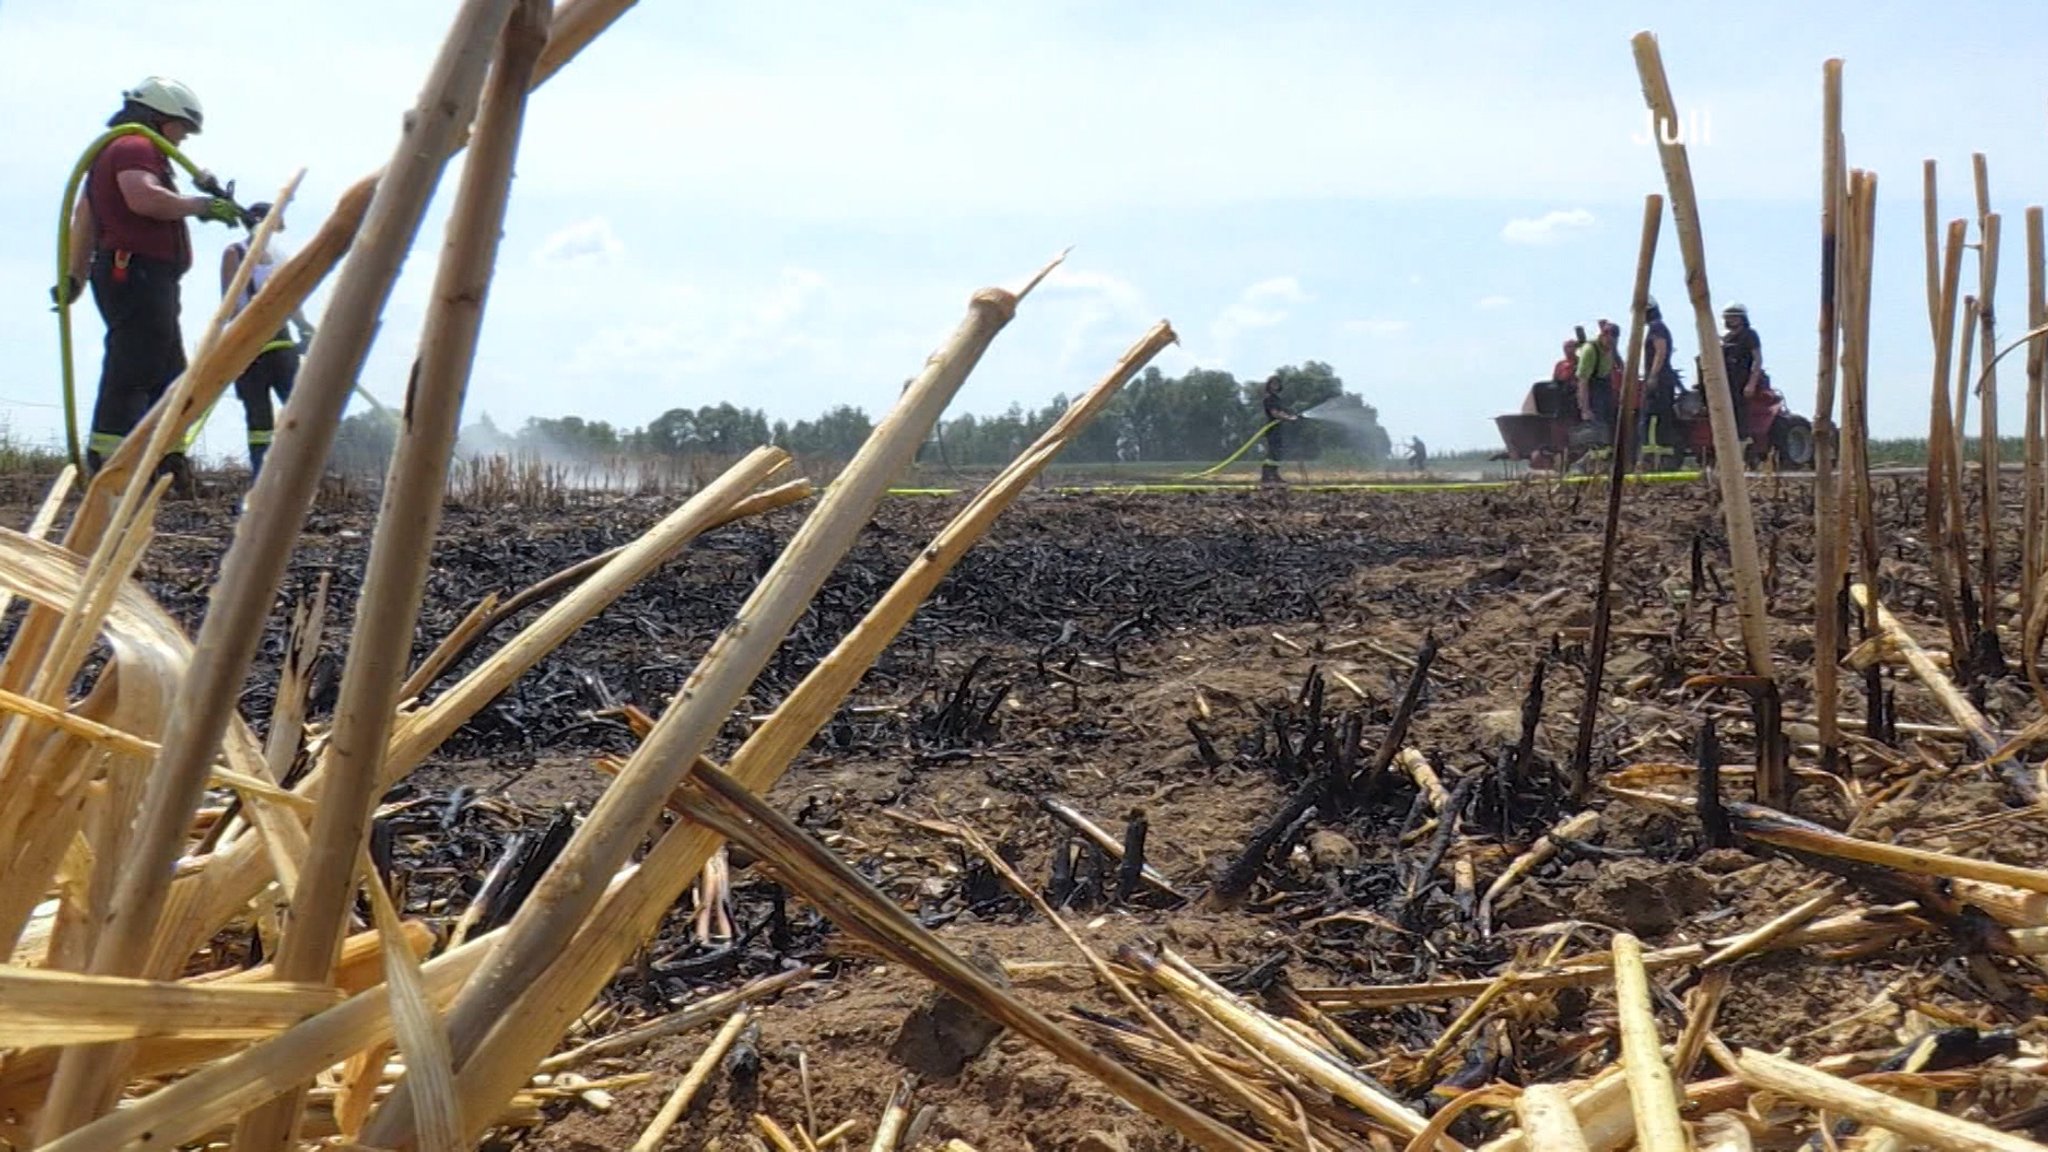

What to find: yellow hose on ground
left=881, top=470, right=1707, bottom=498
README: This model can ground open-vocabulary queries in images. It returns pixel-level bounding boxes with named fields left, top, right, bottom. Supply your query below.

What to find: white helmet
left=123, top=76, right=205, bottom=131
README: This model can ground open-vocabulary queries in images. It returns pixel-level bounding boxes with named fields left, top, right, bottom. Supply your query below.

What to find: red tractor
left=1495, top=371, right=1813, bottom=473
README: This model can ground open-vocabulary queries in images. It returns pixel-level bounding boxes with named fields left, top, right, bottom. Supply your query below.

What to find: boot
left=156, top=452, right=198, bottom=500
left=248, top=443, right=268, bottom=485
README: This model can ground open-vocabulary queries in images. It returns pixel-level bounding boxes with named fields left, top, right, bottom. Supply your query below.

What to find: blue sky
left=3, top=0, right=2047, bottom=461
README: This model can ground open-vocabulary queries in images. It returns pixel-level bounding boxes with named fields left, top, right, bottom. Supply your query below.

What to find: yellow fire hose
left=1181, top=420, right=1279, bottom=479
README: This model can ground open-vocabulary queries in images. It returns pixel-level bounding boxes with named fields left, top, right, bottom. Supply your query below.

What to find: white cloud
left=1344, top=318, right=1411, bottom=338
left=1501, top=209, right=1597, bottom=246
left=755, top=267, right=828, bottom=327
left=1216, top=276, right=1308, bottom=331
left=534, top=218, right=625, bottom=269
left=1038, top=267, right=1155, bottom=368
left=1477, top=295, right=1514, bottom=310
left=1206, top=276, right=1311, bottom=362
left=559, top=266, right=830, bottom=384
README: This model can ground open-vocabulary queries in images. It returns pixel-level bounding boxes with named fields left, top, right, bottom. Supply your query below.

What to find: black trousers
left=1264, top=421, right=1286, bottom=462
left=87, top=252, right=185, bottom=467
left=235, top=342, right=297, bottom=477
left=1641, top=372, right=1682, bottom=446
left=1583, top=378, right=1617, bottom=425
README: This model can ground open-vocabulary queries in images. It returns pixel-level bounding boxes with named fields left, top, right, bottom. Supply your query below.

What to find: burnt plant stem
left=1357, top=633, right=1437, bottom=795
left=1207, top=778, right=1324, bottom=910
left=1697, top=718, right=1731, bottom=850
left=1401, top=773, right=1480, bottom=924
left=1514, top=650, right=1549, bottom=796
left=1047, top=828, right=1076, bottom=908
left=1186, top=718, right=1223, bottom=768
left=1574, top=193, right=1664, bottom=800
left=1115, top=811, right=1148, bottom=905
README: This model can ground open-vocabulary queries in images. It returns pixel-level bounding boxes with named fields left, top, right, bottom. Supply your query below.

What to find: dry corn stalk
left=677, top=766, right=1259, bottom=1152
left=1612, top=934, right=1686, bottom=1152
left=1975, top=159, right=2005, bottom=654
left=1631, top=30, right=1772, bottom=680
left=627, top=1007, right=753, bottom=1152
left=1122, top=943, right=1435, bottom=1145
left=1511, top=1084, right=1591, bottom=1152
left=1729, top=1045, right=2048, bottom=1152
left=2027, top=207, right=2048, bottom=640
left=234, top=10, right=550, bottom=1150
left=1849, top=583, right=2003, bottom=759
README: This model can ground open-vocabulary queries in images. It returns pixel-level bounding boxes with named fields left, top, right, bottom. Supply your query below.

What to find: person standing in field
left=1572, top=321, right=1620, bottom=427
left=1640, top=297, right=1683, bottom=452
left=59, top=77, right=242, bottom=486
left=1720, top=302, right=1765, bottom=406
left=221, top=201, right=317, bottom=482
left=1260, top=374, right=1299, bottom=485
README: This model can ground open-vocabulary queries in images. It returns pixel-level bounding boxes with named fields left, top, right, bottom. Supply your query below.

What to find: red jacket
left=86, top=134, right=192, bottom=272
left=1552, top=341, right=1579, bottom=383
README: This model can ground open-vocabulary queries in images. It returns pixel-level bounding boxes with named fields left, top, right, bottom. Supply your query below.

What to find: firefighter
left=57, top=77, right=241, bottom=487
left=1720, top=302, right=1766, bottom=406
left=1640, top=297, right=1683, bottom=451
left=1573, top=320, right=1621, bottom=427
left=221, top=202, right=315, bottom=482
left=1259, top=374, right=1299, bottom=485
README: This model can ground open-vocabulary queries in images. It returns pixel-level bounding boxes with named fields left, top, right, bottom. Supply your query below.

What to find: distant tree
left=480, top=358, right=1390, bottom=470
left=332, top=409, right=399, bottom=476
left=519, top=415, right=620, bottom=460
left=785, top=404, right=874, bottom=459
left=644, top=408, right=696, bottom=456
left=689, top=402, right=771, bottom=455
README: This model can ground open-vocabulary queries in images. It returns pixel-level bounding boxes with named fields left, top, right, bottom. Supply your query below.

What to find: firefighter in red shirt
left=54, top=78, right=241, bottom=483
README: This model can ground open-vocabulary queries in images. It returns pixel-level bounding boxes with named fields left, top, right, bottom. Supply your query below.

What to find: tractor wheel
left=1770, top=415, right=1815, bottom=470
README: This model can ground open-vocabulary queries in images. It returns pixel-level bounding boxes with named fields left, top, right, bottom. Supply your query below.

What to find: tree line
left=328, top=360, right=1390, bottom=475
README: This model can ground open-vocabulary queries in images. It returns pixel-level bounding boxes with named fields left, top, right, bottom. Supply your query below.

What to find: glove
left=295, top=324, right=316, bottom=354
left=48, top=275, right=82, bottom=309
left=199, top=197, right=242, bottom=226
left=193, top=170, right=231, bottom=199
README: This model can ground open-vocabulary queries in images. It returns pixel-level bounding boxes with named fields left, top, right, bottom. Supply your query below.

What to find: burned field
left=89, top=476, right=2048, bottom=1150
